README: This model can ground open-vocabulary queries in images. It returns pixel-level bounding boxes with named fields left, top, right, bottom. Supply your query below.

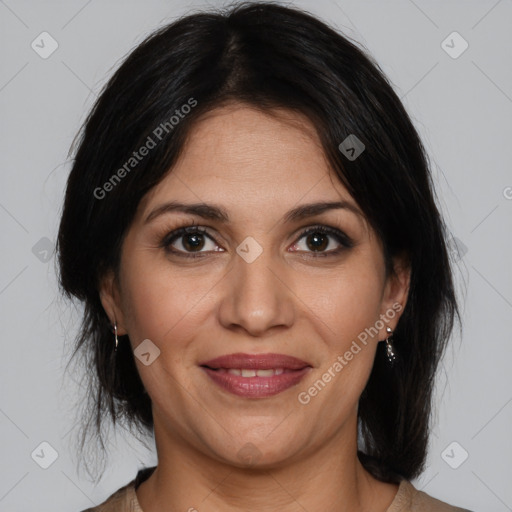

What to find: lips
left=199, top=353, right=312, bottom=398
left=199, top=353, right=311, bottom=371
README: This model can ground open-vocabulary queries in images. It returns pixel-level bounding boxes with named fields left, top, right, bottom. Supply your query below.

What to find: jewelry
left=114, top=321, right=118, bottom=351
left=385, top=326, right=396, bottom=364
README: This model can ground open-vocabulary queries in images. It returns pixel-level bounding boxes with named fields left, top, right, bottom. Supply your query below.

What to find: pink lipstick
left=199, top=353, right=312, bottom=398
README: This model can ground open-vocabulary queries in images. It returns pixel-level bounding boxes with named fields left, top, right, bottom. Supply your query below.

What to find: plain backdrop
left=0, top=1, right=511, bottom=511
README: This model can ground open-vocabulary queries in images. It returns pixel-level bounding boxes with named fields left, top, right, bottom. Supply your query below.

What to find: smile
left=215, top=368, right=289, bottom=376
left=199, top=353, right=312, bottom=398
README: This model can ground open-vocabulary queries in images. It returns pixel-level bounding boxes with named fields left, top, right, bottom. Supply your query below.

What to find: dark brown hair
left=57, top=1, right=459, bottom=482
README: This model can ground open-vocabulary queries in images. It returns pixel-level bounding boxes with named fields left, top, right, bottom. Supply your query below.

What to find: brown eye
left=291, top=225, right=353, bottom=255
left=162, top=226, right=221, bottom=256
left=305, top=232, right=329, bottom=252
left=182, top=232, right=206, bottom=252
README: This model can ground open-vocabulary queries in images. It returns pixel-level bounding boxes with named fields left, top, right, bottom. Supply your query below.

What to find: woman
left=57, top=2, right=474, bottom=511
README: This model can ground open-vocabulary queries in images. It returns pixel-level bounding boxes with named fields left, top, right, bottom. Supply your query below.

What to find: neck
left=136, top=412, right=398, bottom=512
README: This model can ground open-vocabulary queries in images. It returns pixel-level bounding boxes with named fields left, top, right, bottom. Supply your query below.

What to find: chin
left=206, top=435, right=303, bottom=470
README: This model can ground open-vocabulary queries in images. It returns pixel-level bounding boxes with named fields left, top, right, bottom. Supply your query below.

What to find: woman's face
left=100, top=104, right=409, bottom=468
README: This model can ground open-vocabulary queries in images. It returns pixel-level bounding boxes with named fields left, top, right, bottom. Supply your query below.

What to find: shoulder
left=78, top=483, right=136, bottom=512
left=390, top=479, right=475, bottom=512
left=78, top=466, right=156, bottom=512
left=79, top=483, right=139, bottom=512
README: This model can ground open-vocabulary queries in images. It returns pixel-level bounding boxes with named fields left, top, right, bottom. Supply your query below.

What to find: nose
left=217, top=244, right=295, bottom=337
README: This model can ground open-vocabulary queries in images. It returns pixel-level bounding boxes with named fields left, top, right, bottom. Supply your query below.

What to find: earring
left=113, top=321, right=118, bottom=351
left=385, top=326, right=396, bottom=364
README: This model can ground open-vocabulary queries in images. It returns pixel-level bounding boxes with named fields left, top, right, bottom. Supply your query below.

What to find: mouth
left=199, top=353, right=312, bottom=398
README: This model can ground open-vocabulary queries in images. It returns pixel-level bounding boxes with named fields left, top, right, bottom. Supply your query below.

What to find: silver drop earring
left=114, top=321, right=118, bottom=351
left=385, top=326, right=396, bottom=364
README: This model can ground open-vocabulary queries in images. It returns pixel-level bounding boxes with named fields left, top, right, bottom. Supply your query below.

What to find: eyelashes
left=288, top=225, right=354, bottom=256
left=160, top=224, right=217, bottom=258
left=158, top=222, right=355, bottom=259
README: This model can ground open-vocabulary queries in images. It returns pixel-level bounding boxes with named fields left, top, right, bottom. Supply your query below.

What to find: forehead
left=137, top=104, right=358, bottom=224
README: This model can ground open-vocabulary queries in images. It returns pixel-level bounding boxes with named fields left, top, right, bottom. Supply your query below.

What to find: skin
left=100, top=103, right=410, bottom=512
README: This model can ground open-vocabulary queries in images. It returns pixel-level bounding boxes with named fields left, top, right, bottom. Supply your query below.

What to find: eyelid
left=159, top=224, right=220, bottom=254
left=293, top=225, right=354, bottom=249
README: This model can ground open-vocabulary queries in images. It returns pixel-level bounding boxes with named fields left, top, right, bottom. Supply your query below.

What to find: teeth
left=225, top=368, right=286, bottom=377
left=255, top=369, right=274, bottom=377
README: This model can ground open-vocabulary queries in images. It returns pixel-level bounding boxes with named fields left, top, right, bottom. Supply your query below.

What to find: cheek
left=119, top=257, right=181, bottom=343
left=119, top=263, right=207, bottom=398
left=297, top=262, right=385, bottom=347
left=120, top=256, right=218, bottom=349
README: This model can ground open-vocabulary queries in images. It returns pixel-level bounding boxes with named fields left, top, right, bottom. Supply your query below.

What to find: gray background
left=0, top=0, right=511, bottom=511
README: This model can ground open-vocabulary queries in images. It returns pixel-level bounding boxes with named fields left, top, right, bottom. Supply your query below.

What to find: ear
left=380, top=253, right=410, bottom=332
left=98, top=270, right=128, bottom=335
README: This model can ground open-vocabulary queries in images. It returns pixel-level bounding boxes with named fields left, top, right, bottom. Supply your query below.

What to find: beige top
left=81, top=466, right=473, bottom=512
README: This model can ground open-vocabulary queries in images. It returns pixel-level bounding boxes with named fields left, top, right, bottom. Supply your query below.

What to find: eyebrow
left=143, top=200, right=363, bottom=225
